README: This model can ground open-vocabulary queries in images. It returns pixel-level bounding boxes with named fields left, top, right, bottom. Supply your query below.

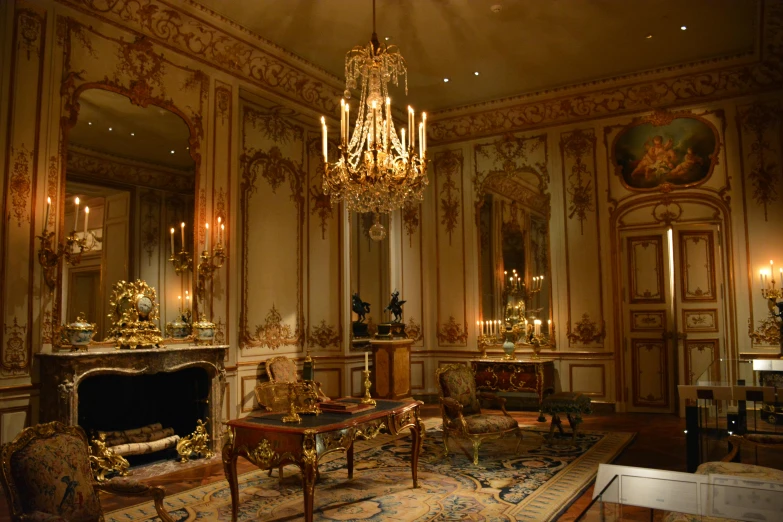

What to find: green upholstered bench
left=541, top=391, right=592, bottom=442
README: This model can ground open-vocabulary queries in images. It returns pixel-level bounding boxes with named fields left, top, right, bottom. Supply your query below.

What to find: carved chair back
left=0, top=421, right=103, bottom=521
left=435, top=363, right=482, bottom=417
left=265, top=356, right=298, bottom=384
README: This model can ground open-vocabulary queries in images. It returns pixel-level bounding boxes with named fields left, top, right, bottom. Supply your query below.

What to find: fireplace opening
left=78, top=366, right=210, bottom=465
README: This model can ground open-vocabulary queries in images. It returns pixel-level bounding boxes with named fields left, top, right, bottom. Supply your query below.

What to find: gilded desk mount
left=176, top=419, right=214, bottom=462
left=106, top=280, right=163, bottom=349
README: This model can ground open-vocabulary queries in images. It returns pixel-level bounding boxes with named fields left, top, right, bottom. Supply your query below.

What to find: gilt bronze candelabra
left=761, top=272, right=783, bottom=356
left=196, top=243, right=227, bottom=303
left=37, top=230, right=88, bottom=290
left=168, top=248, right=192, bottom=276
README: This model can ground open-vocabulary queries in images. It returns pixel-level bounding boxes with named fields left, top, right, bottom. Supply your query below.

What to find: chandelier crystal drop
left=321, top=0, right=428, bottom=240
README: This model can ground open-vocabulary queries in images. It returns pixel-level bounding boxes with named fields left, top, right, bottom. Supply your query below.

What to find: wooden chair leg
left=443, top=431, right=450, bottom=456
left=515, top=430, right=524, bottom=453
left=471, top=439, right=481, bottom=465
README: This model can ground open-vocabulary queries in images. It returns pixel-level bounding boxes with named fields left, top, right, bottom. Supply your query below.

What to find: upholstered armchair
left=436, top=363, right=523, bottom=465
left=0, top=421, right=174, bottom=522
left=265, top=355, right=329, bottom=401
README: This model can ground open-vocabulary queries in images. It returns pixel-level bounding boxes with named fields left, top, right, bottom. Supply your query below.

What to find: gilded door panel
left=628, top=236, right=665, bottom=304
left=683, top=309, right=719, bottom=333
left=679, top=231, right=717, bottom=302
left=631, top=310, right=666, bottom=332
left=684, top=339, right=719, bottom=384
left=631, top=339, right=669, bottom=408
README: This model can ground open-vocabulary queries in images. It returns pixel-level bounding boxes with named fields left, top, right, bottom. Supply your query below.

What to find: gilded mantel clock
left=107, top=280, right=163, bottom=349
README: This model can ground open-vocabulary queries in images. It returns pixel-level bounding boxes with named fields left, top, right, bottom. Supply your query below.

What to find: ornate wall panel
left=630, top=310, right=666, bottom=332
left=627, top=236, right=666, bottom=304
left=683, top=309, right=719, bottom=333
left=560, top=129, right=605, bottom=347
left=434, top=149, right=468, bottom=346
left=210, top=80, right=232, bottom=345
left=679, top=231, right=717, bottom=302
left=1, top=3, right=47, bottom=376
left=631, top=339, right=668, bottom=408
left=568, top=364, right=606, bottom=397
left=737, top=100, right=783, bottom=348
left=239, top=101, right=305, bottom=351
left=684, top=339, right=719, bottom=384
left=306, top=132, right=341, bottom=352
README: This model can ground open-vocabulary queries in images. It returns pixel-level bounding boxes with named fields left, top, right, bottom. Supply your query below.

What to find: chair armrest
left=478, top=392, right=510, bottom=415
left=723, top=434, right=783, bottom=462
left=440, top=397, right=464, bottom=419
left=18, top=513, right=67, bottom=522
left=95, top=478, right=175, bottom=522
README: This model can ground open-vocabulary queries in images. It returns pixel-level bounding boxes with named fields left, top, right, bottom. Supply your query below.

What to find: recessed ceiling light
left=170, top=150, right=175, bottom=154
left=646, top=34, right=653, bottom=39
left=385, top=36, right=390, bottom=41
left=186, top=146, right=189, bottom=150
left=443, top=78, right=449, bottom=83
left=474, top=71, right=479, bottom=76
left=88, top=122, right=92, bottom=126
left=108, top=127, right=112, bottom=131
left=681, top=25, right=687, bottom=31
left=130, top=132, right=135, bottom=136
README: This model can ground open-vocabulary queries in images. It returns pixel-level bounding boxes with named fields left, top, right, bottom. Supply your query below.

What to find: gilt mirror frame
left=473, top=166, right=553, bottom=331
left=54, top=82, right=202, bottom=348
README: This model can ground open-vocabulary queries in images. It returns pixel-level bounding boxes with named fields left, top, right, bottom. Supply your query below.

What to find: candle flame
left=74, top=197, right=80, bottom=205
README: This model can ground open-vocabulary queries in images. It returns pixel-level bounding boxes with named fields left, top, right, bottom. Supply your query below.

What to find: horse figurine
left=384, top=290, right=406, bottom=323
left=352, top=292, right=371, bottom=323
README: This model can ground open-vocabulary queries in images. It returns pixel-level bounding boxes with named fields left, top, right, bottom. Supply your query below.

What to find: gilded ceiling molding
left=737, top=101, right=781, bottom=221
left=567, top=313, right=607, bottom=346
left=436, top=316, right=468, bottom=346
left=560, top=129, right=596, bottom=235
left=308, top=320, right=340, bottom=350
left=57, top=0, right=343, bottom=116
left=66, top=148, right=195, bottom=194
left=429, top=1, right=782, bottom=143
left=3, top=318, right=27, bottom=374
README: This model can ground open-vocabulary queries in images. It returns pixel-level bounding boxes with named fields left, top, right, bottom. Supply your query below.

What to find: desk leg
left=409, top=411, right=424, bottom=488
left=347, top=442, right=354, bottom=480
left=221, top=434, right=239, bottom=522
left=301, top=432, right=318, bottom=522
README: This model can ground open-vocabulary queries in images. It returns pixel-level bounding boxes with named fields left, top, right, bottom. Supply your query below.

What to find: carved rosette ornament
left=567, top=313, right=606, bottom=346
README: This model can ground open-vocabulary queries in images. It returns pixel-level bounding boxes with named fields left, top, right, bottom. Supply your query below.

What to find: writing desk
left=222, top=398, right=424, bottom=522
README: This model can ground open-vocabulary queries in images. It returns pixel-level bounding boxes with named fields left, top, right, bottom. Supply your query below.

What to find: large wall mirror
left=350, top=212, right=390, bottom=339
left=477, top=173, right=552, bottom=338
left=60, top=89, right=196, bottom=341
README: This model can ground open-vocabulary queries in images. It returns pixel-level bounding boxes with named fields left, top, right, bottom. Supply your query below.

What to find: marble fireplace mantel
left=36, top=345, right=228, bottom=451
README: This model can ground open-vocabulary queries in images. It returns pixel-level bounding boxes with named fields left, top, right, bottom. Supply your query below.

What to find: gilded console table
left=471, top=359, right=555, bottom=418
left=222, top=398, right=424, bottom=522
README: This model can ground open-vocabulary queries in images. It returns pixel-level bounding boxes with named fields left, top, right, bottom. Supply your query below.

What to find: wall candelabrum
left=37, top=197, right=92, bottom=290
left=169, top=222, right=193, bottom=276
left=760, top=260, right=783, bottom=355
left=195, top=220, right=227, bottom=304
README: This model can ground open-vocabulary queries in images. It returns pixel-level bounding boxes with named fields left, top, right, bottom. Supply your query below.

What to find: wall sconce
left=169, top=222, right=193, bottom=275
left=196, top=220, right=227, bottom=303
left=760, top=260, right=783, bottom=354
left=37, top=197, right=91, bottom=290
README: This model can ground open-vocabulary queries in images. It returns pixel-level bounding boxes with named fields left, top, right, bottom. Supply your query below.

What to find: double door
left=621, top=225, right=726, bottom=413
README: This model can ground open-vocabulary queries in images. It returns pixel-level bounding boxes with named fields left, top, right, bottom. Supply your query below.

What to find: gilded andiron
left=89, top=434, right=130, bottom=482
left=176, top=419, right=214, bottom=462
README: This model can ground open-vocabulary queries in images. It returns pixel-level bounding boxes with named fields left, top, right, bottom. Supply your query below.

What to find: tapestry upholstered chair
left=0, top=421, right=174, bottom=522
left=436, top=363, right=523, bottom=465
left=265, top=355, right=329, bottom=401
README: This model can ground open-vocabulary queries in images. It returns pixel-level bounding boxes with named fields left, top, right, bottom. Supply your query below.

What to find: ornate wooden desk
left=222, top=398, right=424, bottom=522
left=471, top=359, right=555, bottom=417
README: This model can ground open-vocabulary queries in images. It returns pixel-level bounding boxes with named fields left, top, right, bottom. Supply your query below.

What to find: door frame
left=610, top=194, right=737, bottom=412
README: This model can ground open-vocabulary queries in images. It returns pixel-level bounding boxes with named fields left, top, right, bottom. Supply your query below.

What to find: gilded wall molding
left=436, top=316, right=468, bottom=346
left=406, top=316, right=424, bottom=343
left=252, top=305, right=294, bottom=351
left=402, top=202, right=420, bottom=247
left=737, top=101, right=781, bottom=221
left=748, top=315, right=781, bottom=346
left=438, top=156, right=461, bottom=245
left=57, top=0, right=342, bottom=117
left=428, top=1, right=782, bottom=143
left=308, top=320, right=340, bottom=350
left=567, top=313, right=607, bottom=346
left=3, top=318, right=28, bottom=374
left=140, top=191, right=161, bottom=266
left=560, top=129, right=596, bottom=235
left=9, top=145, right=33, bottom=227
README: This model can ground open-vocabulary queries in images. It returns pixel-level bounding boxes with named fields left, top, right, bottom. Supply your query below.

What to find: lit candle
left=43, top=196, right=51, bottom=234
left=178, top=295, right=182, bottom=312
left=221, top=223, right=225, bottom=245
left=205, top=222, right=210, bottom=252
left=345, top=103, right=349, bottom=143
left=73, top=197, right=80, bottom=231
left=419, top=121, right=423, bottom=158
left=409, top=106, right=415, bottom=149
left=534, top=319, right=542, bottom=337
left=548, top=319, right=552, bottom=336
left=760, top=270, right=764, bottom=288
left=83, top=207, right=89, bottom=235
left=180, top=222, right=186, bottom=250
left=779, top=268, right=782, bottom=285
left=407, top=106, right=413, bottom=148
left=364, top=351, right=368, bottom=372
left=401, top=127, right=406, bottom=154
left=772, top=260, right=775, bottom=279
left=170, top=227, right=175, bottom=252
left=422, top=112, right=427, bottom=153
left=217, top=216, right=222, bottom=244
left=480, top=320, right=484, bottom=335
left=385, top=97, right=391, bottom=150
left=320, top=116, right=328, bottom=162
left=340, top=99, right=346, bottom=142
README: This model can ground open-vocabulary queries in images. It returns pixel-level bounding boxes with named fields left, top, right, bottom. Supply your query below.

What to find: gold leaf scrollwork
left=402, top=201, right=420, bottom=247
left=355, top=421, right=385, bottom=440
left=748, top=315, right=781, bottom=346
left=10, top=145, right=32, bottom=227
left=406, top=316, right=424, bottom=343
left=309, top=183, right=333, bottom=240
left=738, top=102, right=781, bottom=221
left=434, top=150, right=463, bottom=246
left=561, top=129, right=596, bottom=235
left=566, top=313, right=607, bottom=346
left=436, top=316, right=468, bottom=346
left=3, top=317, right=28, bottom=374
left=253, top=305, right=294, bottom=350
left=140, top=191, right=161, bottom=266
left=243, top=438, right=292, bottom=469
left=308, top=320, right=340, bottom=349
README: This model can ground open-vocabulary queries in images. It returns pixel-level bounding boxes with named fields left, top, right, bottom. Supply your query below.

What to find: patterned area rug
left=107, top=422, right=634, bottom=522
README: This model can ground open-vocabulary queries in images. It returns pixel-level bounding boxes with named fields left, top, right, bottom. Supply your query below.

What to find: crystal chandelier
left=321, top=0, right=428, bottom=241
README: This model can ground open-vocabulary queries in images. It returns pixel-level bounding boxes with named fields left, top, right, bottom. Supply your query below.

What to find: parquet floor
left=3, top=406, right=772, bottom=521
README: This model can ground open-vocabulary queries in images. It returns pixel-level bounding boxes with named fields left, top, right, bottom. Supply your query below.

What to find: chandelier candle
left=73, top=197, right=80, bottom=231
left=83, top=207, right=89, bottom=235
left=180, top=222, right=185, bottom=249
